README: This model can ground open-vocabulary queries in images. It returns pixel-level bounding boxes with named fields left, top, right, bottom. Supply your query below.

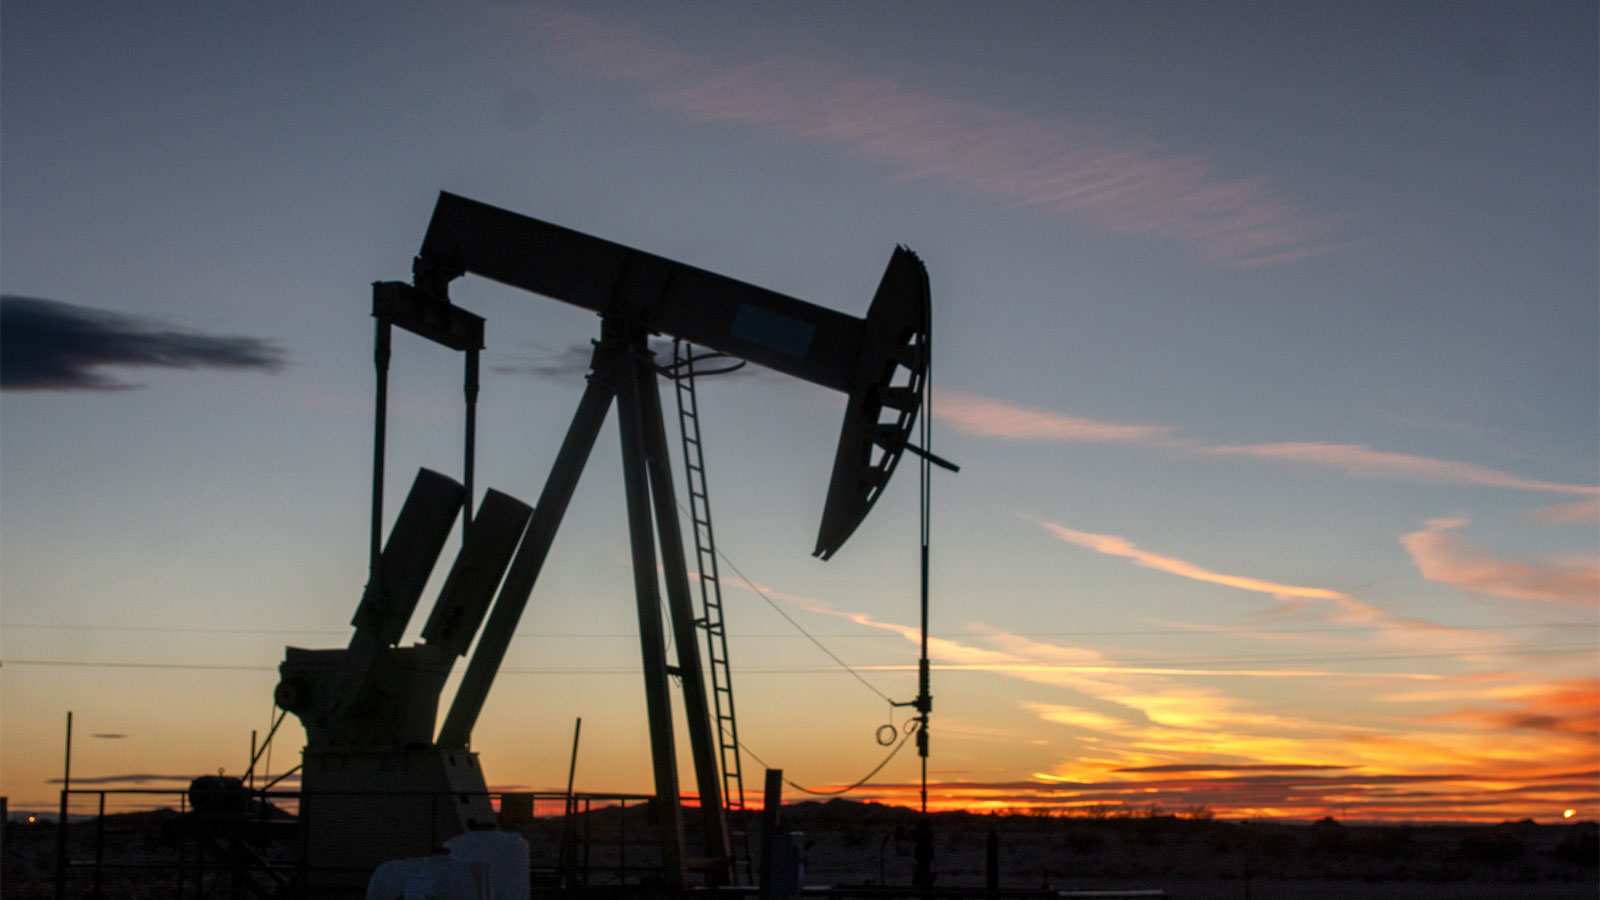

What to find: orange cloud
left=518, top=9, right=1341, bottom=267
left=1423, top=680, right=1600, bottom=741
left=719, top=556, right=1595, bottom=822
left=1034, top=519, right=1351, bottom=604
left=1402, top=518, right=1600, bottom=604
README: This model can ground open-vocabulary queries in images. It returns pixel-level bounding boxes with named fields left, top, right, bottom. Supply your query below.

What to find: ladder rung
left=679, top=365, right=751, bottom=849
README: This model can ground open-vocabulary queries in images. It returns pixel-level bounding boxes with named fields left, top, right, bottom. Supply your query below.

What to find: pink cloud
left=1206, top=442, right=1600, bottom=497
left=1034, top=519, right=1351, bottom=604
left=926, top=391, right=1598, bottom=504
left=520, top=10, right=1340, bottom=267
left=1402, top=517, right=1600, bottom=604
left=934, top=391, right=1172, bottom=443
left=1526, top=497, right=1600, bottom=524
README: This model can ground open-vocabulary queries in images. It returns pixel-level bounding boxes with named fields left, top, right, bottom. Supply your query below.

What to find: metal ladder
left=671, top=342, right=749, bottom=834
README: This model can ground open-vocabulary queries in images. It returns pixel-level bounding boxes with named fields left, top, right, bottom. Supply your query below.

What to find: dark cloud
left=489, top=342, right=595, bottom=382
left=1115, top=763, right=1353, bottom=774
left=46, top=773, right=195, bottom=785
left=491, top=340, right=768, bottom=383
left=46, top=770, right=304, bottom=786
left=1, top=295, right=286, bottom=391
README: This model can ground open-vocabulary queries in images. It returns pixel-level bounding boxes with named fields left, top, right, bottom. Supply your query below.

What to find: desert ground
left=5, top=799, right=1596, bottom=899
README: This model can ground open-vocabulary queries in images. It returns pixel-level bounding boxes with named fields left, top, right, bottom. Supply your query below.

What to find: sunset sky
left=2, top=2, right=1595, bottom=824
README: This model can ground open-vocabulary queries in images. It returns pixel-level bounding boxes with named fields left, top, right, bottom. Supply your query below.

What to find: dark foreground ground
left=5, top=799, right=1596, bottom=899
left=782, top=801, right=1599, bottom=899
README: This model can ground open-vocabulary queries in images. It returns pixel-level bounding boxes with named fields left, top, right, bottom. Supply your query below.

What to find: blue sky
left=2, top=2, right=1595, bottom=820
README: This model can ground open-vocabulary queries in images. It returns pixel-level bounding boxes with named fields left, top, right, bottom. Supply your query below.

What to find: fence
left=48, top=787, right=664, bottom=899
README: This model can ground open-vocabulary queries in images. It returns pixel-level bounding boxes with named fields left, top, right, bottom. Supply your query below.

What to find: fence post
left=55, top=711, right=72, bottom=900
left=93, top=792, right=106, bottom=898
left=758, top=769, right=783, bottom=900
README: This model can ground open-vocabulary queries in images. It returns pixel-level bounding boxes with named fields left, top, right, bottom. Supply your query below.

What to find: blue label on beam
left=730, top=304, right=816, bottom=358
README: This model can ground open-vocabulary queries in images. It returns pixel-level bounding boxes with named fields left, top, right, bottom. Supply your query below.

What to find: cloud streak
left=936, top=391, right=1174, bottom=443
left=493, top=339, right=769, bottom=383
left=1431, top=679, right=1600, bottom=738
left=1207, top=442, right=1599, bottom=497
left=854, top=766, right=1598, bottom=820
left=932, top=390, right=1600, bottom=502
left=522, top=10, right=1341, bottom=267
left=1402, top=518, right=1600, bottom=604
left=1, top=296, right=285, bottom=391
left=1526, top=497, right=1600, bottom=524
left=1035, top=519, right=1352, bottom=605
left=732, top=578, right=1592, bottom=819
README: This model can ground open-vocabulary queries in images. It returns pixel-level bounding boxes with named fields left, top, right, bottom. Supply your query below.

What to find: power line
left=2, top=659, right=275, bottom=671
left=5, top=642, right=1589, bottom=676
left=5, top=620, right=1592, bottom=639
left=706, top=547, right=895, bottom=704
left=737, top=720, right=920, bottom=796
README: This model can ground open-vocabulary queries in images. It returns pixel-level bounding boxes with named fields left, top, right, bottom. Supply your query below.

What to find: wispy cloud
left=930, top=390, right=1600, bottom=503
left=936, top=391, right=1174, bottom=443
left=520, top=10, right=1341, bottom=267
left=1206, top=442, right=1600, bottom=497
left=1115, top=762, right=1352, bottom=774
left=735, top=578, right=1593, bottom=819
left=489, top=342, right=595, bottom=382
left=883, top=766, right=1598, bottom=820
left=493, top=339, right=769, bottom=383
left=45, top=773, right=195, bottom=785
left=1034, top=519, right=1351, bottom=605
left=0, top=296, right=285, bottom=391
left=1525, top=497, right=1600, bottom=524
left=1431, top=679, right=1600, bottom=738
left=1402, top=517, right=1600, bottom=604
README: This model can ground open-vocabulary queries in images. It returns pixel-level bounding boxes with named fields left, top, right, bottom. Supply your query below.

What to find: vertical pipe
left=372, top=320, right=392, bottom=582
left=463, top=347, right=479, bottom=539
left=92, top=793, right=105, bottom=899
left=914, top=334, right=935, bottom=890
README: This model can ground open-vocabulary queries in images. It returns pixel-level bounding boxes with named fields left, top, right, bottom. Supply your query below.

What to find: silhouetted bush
left=1458, top=828, right=1526, bottom=864
left=1553, top=827, right=1599, bottom=866
left=1310, top=815, right=1350, bottom=855
left=1362, top=825, right=1414, bottom=860
left=1060, top=825, right=1104, bottom=854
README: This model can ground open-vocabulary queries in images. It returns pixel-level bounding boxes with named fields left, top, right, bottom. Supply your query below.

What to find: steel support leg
left=437, top=370, right=615, bottom=748
left=633, top=357, right=734, bottom=882
left=616, top=339, right=689, bottom=889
